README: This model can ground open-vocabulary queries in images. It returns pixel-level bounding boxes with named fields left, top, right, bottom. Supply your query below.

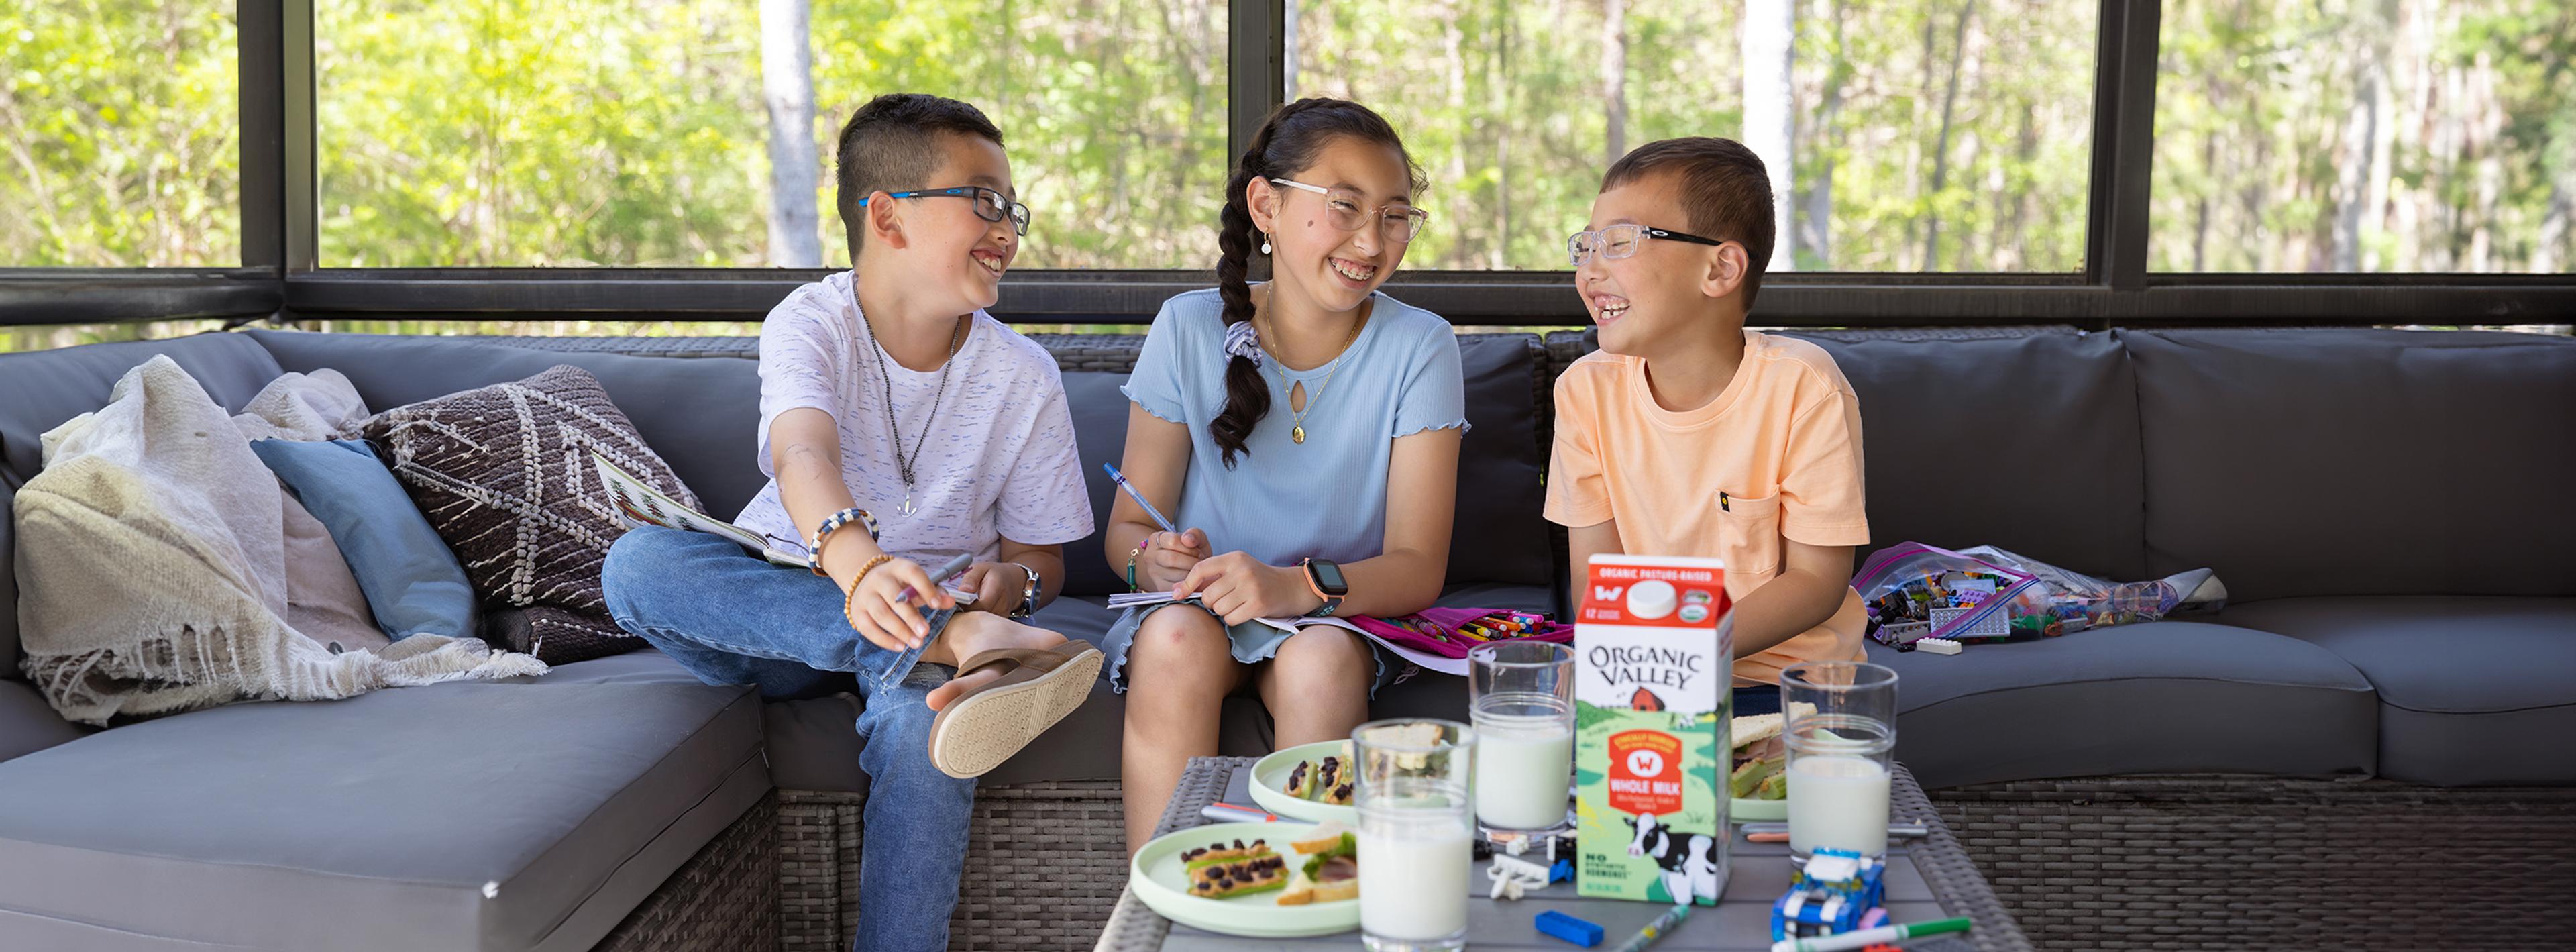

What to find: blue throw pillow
left=250, top=439, right=478, bottom=641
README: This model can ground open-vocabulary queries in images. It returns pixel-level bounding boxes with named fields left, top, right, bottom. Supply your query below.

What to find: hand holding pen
left=867, top=552, right=977, bottom=690
left=1105, top=464, right=1210, bottom=590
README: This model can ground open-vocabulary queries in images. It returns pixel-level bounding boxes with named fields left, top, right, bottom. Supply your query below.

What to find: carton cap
left=1627, top=580, right=1678, bottom=619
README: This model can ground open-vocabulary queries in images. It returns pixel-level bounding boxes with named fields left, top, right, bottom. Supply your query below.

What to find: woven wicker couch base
left=781, top=782, right=1128, bottom=952
left=1927, top=775, right=2576, bottom=951
left=591, top=792, right=780, bottom=952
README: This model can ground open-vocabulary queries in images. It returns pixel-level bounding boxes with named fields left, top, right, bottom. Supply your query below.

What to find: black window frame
left=3, top=0, right=2569, bottom=331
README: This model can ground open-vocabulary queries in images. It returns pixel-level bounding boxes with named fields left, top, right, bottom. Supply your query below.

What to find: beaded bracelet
left=808, top=507, right=881, bottom=577
left=842, top=554, right=895, bottom=632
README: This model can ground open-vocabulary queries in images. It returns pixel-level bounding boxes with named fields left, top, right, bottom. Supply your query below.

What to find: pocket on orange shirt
left=1714, top=490, right=1783, bottom=602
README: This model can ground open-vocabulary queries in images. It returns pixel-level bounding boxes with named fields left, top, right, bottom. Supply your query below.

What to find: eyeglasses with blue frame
left=857, top=185, right=1031, bottom=237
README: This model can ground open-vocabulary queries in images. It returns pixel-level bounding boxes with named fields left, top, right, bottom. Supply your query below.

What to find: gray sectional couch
left=0, top=323, right=2568, bottom=951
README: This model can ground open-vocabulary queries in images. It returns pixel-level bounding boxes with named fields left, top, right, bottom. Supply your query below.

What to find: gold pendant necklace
left=1264, top=311, right=1364, bottom=445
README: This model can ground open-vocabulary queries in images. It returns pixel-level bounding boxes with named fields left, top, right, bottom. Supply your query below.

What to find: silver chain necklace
left=854, top=288, right=964, bottom=517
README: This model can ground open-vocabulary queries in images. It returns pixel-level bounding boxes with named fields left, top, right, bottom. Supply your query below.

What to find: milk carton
left=1574, top=553, right=1732, bottom=904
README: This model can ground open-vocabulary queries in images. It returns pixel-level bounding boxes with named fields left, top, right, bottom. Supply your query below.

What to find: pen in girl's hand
left=1101, top=463, right=1180, bottom=535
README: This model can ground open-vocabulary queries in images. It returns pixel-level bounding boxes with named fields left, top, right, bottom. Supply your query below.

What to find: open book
left=591, top=451, right=809, bottom=568
left=591, top=452, right=977, bottom=605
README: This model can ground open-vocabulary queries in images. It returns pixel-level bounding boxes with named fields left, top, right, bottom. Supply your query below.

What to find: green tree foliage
left=1, top=0, right=238, bottom=266
left=314, top=0, right=1226, bottom=269
left=2152, top=0, right=2576, bottom=272
left=1296, top=0, right=2096, bottom=272
left=1, top=0, right=2566, bottom=274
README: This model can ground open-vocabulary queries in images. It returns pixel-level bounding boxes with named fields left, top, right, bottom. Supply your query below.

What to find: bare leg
left=1120, top=609, right=1252, bottom=853
left=1256, top=625, right=1375, bottom=749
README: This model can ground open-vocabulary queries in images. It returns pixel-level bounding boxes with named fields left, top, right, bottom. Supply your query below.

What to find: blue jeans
left=1733, top=685, right=1782, bottom=717
left=602, top=526, right=971, bottom=952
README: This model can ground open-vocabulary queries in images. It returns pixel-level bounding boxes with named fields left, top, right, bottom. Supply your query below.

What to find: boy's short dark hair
left=1601, top=137, right=1775, bottom=307
left=835, top=93, right=1006, bottom=254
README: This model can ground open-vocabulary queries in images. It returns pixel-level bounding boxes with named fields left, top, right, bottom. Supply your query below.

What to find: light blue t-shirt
left=1121, top=288, right=1469, bottom=566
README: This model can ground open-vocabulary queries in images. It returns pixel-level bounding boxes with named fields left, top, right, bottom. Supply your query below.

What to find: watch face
left=1311, top=560, right=1348, bottom=594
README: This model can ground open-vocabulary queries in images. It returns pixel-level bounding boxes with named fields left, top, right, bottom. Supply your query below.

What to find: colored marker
left=1199, top=802, right=1279, bottom=823
left=1609, top=903, right=1692, bottom=951
left=1770, top=916, right=1972, bottom=952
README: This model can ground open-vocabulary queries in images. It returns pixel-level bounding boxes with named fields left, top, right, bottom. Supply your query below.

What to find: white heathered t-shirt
left=734, top=271, right=1094, bottom=566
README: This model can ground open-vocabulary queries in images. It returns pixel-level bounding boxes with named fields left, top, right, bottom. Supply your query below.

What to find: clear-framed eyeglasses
left=1566, top=223, right=1726, bottom=266
left=1269, top=178, right=1430, bottom=244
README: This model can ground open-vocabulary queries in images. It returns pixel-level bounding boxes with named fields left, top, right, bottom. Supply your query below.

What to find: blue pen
left=1102, top=463, right=1180, bottom=535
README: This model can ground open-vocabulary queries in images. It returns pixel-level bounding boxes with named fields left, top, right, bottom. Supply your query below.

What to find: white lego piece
left=1486, top=854, right=1551, bottom=902
left=1917, top=637, right=1963, bottom=655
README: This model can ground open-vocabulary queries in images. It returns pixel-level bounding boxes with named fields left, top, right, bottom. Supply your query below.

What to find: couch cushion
left=245, top=330, right=767, bottom=521
left=0, top=333, right=287, bottom=679
left=2219, top=596, right=2576, bottom=784
left=1447, top=334, right=1553, bottom=587
left=1057, top=370, right=1143, bottom=597
left=0, top=674, right=764, bottom=952
left=2126, top=327, right=2576, bottom=600
left=1053, top=333, right=1554, bottom=596
left=1780, top=329, right=2149, bottom=582
left=0, top=680, right=85, bottom=765
left=1868, top=620, right=2379, bottom=790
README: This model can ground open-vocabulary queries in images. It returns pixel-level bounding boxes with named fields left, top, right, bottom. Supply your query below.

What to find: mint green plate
left=1128, top=821, right=1358, bottom=937
left=1731, top=796, right=1788, bottom=823
left=1250, top=740, right=1360, bottom=827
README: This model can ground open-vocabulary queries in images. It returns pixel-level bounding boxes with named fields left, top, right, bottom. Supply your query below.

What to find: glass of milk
left=1468, top=641, right=1575, bottom=837
left=1778, top=661, right=1899, bottom=861
left=1352, top=718, right=1477, bottom=952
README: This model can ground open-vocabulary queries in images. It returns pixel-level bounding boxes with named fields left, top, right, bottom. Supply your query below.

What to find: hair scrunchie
left=1222, top=319, right=1263, bottom=366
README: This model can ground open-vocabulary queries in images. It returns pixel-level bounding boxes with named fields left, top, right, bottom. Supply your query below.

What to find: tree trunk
left=2469, top=50, right=2503, bottom=272
left=1493, top=0, right=1513, bottom=269
left=1442, top=0, right=1470, bottom=268
left=1741, top=0, right=1794, bottom=271
left=2192, top=128, right=2216, bottom=272
left=1283, top=0, right=1299, bottom=101
left=1801, top=0, right=1843, bottom=270
left=2536, top=102, right=2576, bottom=273
left=1601, top=0, right=1627, bottom=166
left=2332, top=0, right=2396, bottom=272
left=760, top=0, right=822, bottom=268
left=1919, top=0, right=1976, bottom=271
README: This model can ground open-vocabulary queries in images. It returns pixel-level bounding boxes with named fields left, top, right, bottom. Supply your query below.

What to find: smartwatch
left=1301, top=558, right=1348, bottom=617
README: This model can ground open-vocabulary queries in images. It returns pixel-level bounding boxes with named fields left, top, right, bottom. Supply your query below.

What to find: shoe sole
left=928, top=646, right=1104, bottom=779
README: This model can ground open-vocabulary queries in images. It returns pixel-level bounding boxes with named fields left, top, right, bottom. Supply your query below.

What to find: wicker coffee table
left=1094, top=757, right=2031, bottom=952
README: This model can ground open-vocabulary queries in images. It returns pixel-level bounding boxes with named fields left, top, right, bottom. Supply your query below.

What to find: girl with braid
left=1097, top=98, right=1469, bottom=851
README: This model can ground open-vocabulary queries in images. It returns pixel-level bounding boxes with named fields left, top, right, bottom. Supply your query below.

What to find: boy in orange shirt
left=1546, top=137, right=1870, bottom=714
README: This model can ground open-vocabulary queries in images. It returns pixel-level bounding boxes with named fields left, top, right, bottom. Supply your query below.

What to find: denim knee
left=600, top=527, right=687, bottom=623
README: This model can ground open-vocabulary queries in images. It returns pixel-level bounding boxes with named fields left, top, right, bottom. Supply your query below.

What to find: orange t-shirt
left=1544, top=330, right=1871, bottom=686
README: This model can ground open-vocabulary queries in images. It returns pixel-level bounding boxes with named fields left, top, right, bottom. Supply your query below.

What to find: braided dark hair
left=1209, top=97, right=1424, bottom=468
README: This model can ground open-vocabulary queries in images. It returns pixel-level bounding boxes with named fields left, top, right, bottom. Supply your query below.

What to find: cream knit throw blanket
left=15, top=355, right=547, bottom=725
